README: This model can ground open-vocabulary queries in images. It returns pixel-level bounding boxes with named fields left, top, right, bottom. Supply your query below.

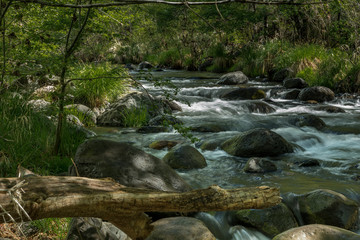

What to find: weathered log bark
left=0, top=176, right=281, bottom=239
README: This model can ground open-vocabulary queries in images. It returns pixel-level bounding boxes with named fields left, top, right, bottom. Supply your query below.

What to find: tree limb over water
left=0, top=176, right=280, bottom=239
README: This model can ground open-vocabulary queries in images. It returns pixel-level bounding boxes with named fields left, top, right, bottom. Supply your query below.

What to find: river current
left=93, top=70, right=360, bottom=239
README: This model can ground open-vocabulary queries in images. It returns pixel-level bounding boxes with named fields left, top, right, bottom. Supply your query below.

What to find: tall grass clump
left=206, top=43, right=232, bottom=73
left=0, top=93, right=86, bottom=177
left=69, top=62, right=129, bottom=108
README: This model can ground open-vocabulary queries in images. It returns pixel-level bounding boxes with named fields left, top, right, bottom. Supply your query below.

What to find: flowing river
left=93, top=70, right=360, bottom=239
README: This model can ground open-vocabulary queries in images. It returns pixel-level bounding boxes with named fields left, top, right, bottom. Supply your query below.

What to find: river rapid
left=93, top=70, right=360, bottom=239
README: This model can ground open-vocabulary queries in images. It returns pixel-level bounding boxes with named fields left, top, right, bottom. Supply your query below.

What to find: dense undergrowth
left=0, top=93, right=86, bottom=177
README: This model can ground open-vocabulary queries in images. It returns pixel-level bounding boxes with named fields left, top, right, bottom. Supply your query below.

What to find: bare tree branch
left=13, top=0, right=331, bottom=8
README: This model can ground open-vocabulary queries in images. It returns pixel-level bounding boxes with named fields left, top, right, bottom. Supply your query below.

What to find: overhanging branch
left=13, top=0, right=331, bottom=8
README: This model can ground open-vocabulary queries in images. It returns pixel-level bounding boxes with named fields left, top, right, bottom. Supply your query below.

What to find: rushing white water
left=96, top=70, right=360, bottom=193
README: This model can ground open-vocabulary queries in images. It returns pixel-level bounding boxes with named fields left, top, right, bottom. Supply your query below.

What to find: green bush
left=69, top=62, right=129, bottom=108
left=0, top=93, right=86, bottom=176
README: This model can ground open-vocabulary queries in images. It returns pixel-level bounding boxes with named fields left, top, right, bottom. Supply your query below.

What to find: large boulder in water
left=97, top=92, right=172, bottom=127
left=162, top=145, right=207, bottom=170
left=217, top=71, right=248, bottom=85
left=273, top=224, right=360, bottom=240
left=298, top=86, right=335, bottom=102
left=283, top=78, right=308, bottom=89
left=146, top=217, right=216, bottom=240
left=298, top=189, right=359, bottom=229
left=221, top=128, right=294, bottom=157
left=221, top=87, right=266, bottom=100
left=230, top=203, right=298, bottom=238
left=70, top=139, right=191, bottom=192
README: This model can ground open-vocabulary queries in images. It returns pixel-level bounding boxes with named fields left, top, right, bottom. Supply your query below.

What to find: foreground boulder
left=230, top=203, right=298, bottom=238
left=162, top=145, right=207, bottom=169
left=217, top=71, right=248, bottom=85
left=221, top=128, right=294, bottom=157
left=298, top=189, right=359, bottom=229
left=298, top=86, right=335, bottom=102
left=67, top=217, right=130, bottom=240
left=273, top=224, right=360, bottom=240
left=70, top=139, right=191, bottom=192
left=97, top=92, right=172, bottom=127
left=146, top=217, right=216, bottom=240
left=221, top=87, right=266, bottom=100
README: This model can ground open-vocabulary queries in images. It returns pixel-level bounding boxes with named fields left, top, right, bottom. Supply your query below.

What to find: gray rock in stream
left=273, top=224, right=360, bottom=240
left=221, top=128, right=294, bottom=157
left=163, top=145, right=207, bottom=169
left=217, top=71, right=248, bottom=85
left=283, top=78, right=308, bottom=89
left=220, top=87, right=266, bottom=100
left=243, top=157, right=277, bottom=173
left=298, top=86, right=335, bottom=102
left=287, top=114, right=326, bottom=130
left=70, top=139, right=191, bottom=192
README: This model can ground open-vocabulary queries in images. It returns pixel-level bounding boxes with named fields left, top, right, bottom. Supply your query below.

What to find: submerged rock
left=146, top=217, right=216, bottom=240
left=217, top=71, right=248, bottom=85
left=243, top=100, right=276, bottom=114
left=221, top=128, right=294, bottom=157
left=298, top=189, right=359, bottom=229
left=312, top=105, right=345, bottom=113
left=163, top=145, right=207, bottom=170
left=288, top=114, right=326, bottom=130
left=243, top=157, right=277, bottom=173
left=221, top=87, right=266, bottom=100
left=298, top=86, right=335, bottom=102
left=230, top=203, right=298, bottom=238
left=273, top=224, right=360, bottom=240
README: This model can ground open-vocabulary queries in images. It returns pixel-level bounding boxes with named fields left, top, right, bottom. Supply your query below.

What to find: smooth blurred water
left=94, top=70, right=360, bottom=195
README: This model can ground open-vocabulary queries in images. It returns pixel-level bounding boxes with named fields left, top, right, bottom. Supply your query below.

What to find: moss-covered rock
left=149, top=140, right=180, bottom=150
left=298, top=86, right=335, bottom=102
left=221, top=128, right=294, bottom=157
left=163, top=145, right=207, bottom=169
left=231, top=203, right=298, bottom=238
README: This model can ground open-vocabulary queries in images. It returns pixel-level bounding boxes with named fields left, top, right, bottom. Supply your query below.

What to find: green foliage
left=31, top=218, right=71, bottom=239
left=0, top=94, right=86, bottom=177
left=69, top=63, right=129, bottom=108
left=121, top=107, right=148, bottom=127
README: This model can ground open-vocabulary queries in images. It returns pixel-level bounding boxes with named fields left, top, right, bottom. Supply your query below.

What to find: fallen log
left=0, top=176, right=281, bottom=239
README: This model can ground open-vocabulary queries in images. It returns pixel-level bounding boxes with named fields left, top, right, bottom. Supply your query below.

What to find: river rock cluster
left=66, top=138, right=360, bottom=240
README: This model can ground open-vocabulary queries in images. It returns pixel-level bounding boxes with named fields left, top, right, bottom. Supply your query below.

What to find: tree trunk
left=0, top=176, right=281, bottom=239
